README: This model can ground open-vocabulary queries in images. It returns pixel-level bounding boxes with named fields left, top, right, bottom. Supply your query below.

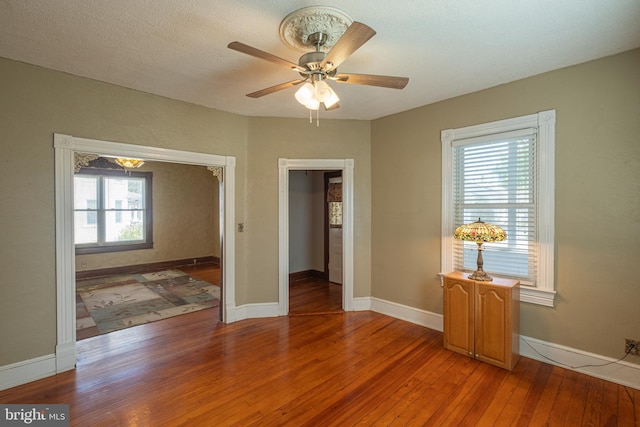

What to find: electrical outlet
left=625, top=339, right=640, bottom=355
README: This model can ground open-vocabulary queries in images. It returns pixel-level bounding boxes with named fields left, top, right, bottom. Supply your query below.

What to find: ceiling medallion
left=279, top=6, right=353, bottom=52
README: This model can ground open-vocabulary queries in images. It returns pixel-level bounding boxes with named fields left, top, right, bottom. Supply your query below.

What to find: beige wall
left=76, top=161, right=220, bottom=271
left=0, top=57, right=248, bottom=365
left=371, top=48, right=640, bottom=362
left=244, top=117, right=371, bottom=304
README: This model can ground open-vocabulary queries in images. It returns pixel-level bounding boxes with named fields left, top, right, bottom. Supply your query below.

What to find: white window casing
left=441, top=110, right=556, bottom=306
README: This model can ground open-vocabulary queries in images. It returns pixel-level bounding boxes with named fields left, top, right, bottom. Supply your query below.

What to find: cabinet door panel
left=475, top=284, right=509, bottom=367
left=443, top=279, right=474, bottom=356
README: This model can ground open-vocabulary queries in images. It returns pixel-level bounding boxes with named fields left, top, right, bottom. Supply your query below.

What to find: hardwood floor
left=289, top=278, right=343, bottom=314
left=2, top=310, right=638, bottom=426
left=177, top=262, right=221, bottom=284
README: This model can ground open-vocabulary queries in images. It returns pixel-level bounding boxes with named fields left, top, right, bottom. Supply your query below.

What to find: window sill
left=520, top=286, right=555, bottom=307
left=75, top=242, right=153, bottom=255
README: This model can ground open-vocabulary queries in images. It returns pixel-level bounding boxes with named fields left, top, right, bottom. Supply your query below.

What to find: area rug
left=76, top=269, right=220, bottom=340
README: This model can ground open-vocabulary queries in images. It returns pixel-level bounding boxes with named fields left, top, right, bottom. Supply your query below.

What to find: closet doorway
left=288, top=170, right=342, bottom=314
left=277, top=158, right=354, bottom=316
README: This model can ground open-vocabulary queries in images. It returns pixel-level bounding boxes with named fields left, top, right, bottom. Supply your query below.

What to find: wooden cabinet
left=443, top=272, right=520, bottom=370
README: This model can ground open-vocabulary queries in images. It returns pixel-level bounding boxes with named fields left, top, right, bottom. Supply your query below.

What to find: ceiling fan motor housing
left=299, top=51, right=325, bottom=71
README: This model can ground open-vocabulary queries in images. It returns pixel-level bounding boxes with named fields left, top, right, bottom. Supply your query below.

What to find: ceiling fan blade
left=334, top=73, right=409, bottom=89
left=228, top=41, right=306, bottom=73
left=320, top=22, right=376, bottom=71
left=246, top=80, right=306, bottom=98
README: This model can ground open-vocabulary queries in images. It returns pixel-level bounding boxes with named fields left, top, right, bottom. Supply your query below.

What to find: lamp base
left=468, top=270, right=493, bottom=282
left=467, top=242, right=493, bottom=281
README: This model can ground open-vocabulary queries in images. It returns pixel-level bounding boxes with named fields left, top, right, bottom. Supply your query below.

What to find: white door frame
left=278, top=158, right=354, bottom=315
left=54, top=134, right=236, bottom=373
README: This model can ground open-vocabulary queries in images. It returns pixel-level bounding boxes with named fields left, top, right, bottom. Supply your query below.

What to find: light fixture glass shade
left=304, top=97, right=320, bottom=110
left=295, top=80, right=339, bottom=112
left=323, top=86, right=340, bottom=108
left=295, top=82, right=315, bottom=106
left=453, top=218, right=506, bottom=281
left=115, top=158, right=145, bottom=169
left=314, top=80, right=332, bottom=102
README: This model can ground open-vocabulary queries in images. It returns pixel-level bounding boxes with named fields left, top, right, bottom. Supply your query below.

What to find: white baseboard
left=352, top=296, right=372, bottom=311
left=0, top=354, right=57, bottom=391
left=520, top=336, right=640, bottom=390
left=369, top=297, right=444, bottom=332
left=231, top=302, right=280, bottom=322
left=364, top=296, right=640, bottom=390
left=55, top=342, right=76, bottom=373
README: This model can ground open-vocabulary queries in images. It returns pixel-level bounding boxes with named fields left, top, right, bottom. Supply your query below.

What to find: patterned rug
left=76, top=269, right=220, bottom=340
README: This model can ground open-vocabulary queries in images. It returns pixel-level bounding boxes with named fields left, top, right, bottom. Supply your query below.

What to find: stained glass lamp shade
left=453, top=218, right=507, bottom=281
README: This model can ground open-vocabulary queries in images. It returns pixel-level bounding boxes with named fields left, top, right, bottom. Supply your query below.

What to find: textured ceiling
left=1, top=0, right=639, bottom=120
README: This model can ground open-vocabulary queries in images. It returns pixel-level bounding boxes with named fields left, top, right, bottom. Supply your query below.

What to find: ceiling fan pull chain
left=317, top=109, right=320, bottom=127
left=309, top=108, right=312, bottom=124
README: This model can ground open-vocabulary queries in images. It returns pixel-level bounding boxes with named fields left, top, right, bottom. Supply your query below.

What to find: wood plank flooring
left=289, top=278, right=343, bottom=314
left=177, top=263, right=221, bottom=285
left=1, top=309, right=638, bottom=426
left=75, top=263, right=338, bottom=341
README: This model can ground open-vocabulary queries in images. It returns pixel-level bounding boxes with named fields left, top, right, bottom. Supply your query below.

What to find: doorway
left=73, top=159, right=223, bottom=339
left=288, top=170, right=342, bottom=314
left=277, top=158, right=354, bottom=316
left=54, top=134, right=236, bottom=373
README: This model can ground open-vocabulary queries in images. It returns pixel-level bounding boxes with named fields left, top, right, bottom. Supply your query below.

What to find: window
left=327, top=177, right=342, bottom=228
left=74, top=169, right=153, bottom=254
left=441, top=110, right=556, bottom=306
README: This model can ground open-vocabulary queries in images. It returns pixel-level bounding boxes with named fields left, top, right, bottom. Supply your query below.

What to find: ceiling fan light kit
left=313, top=80, right=339, bottom=107
left=294, top=82, right=319, bottom=109
left=294, top=78, right=340, bottom=110
left=228, top=6, right=409, bottom=124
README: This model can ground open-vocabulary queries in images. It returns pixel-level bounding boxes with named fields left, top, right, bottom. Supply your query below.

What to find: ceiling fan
left=227, top=6, right=409, bottom=113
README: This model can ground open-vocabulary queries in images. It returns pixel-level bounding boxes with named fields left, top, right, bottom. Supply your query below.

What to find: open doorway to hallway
left=277, top=157, right=354, bottom=317
left=288, top=170, right=342, bottom=314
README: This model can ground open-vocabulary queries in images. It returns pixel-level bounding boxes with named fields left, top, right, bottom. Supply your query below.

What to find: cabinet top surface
left=444, top=272, right=519, bottom=288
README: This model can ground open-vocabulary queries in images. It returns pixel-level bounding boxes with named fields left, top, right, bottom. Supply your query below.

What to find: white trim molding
left=278, top=158, right=355, bottom=315
left=365, top=297, right=639, bottom=390
left=352, top=297, right=372, bottom=311
left=441, top=110, right=556, bottom=307
left=53, top=133, right=237, bottom=380
left=520, top=336, right=640, bottom=390
left=370, top=298, right=443, bottom=332
left=231, top=303, right=280, bottom=322
left=0, top=354, right=57, bottom=391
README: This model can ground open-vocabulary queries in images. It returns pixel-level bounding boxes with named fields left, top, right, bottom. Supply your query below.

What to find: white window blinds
left=452, top=129, right=538, bottom=285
